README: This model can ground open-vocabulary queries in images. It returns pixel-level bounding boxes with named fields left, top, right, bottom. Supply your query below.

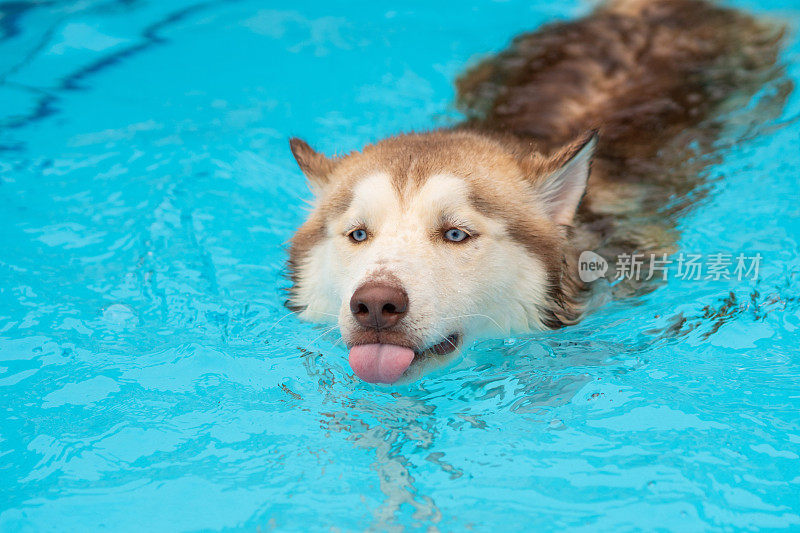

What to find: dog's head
left=286, top=130, right=595, bottom=383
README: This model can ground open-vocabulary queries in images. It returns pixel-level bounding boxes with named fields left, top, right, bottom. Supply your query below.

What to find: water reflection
left=298, top=325, right=649, bottom=529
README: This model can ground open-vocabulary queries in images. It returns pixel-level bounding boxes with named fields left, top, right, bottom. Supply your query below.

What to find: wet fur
left=457, top=0, right=785, bottom=292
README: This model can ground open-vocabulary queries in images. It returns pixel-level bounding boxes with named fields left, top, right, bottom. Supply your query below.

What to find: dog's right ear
left=289, top=138, right=338, bottom=190
left=532, top=131, right=597, bottom=226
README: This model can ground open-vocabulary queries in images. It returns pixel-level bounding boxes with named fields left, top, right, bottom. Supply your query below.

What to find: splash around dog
left=285, top=0, right=783, bottom=383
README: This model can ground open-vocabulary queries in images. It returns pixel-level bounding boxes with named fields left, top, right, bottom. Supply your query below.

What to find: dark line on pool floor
left=0, top=0, right=234, bottom=132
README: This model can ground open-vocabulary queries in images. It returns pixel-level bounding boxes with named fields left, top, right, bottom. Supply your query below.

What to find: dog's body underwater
left=286, top=0, right=784, bottom=383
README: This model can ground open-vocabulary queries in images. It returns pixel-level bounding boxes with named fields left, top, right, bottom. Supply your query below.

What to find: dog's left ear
left=534, top=131, right=597, bottom=226
left=289, top=137, right=339, bottom=190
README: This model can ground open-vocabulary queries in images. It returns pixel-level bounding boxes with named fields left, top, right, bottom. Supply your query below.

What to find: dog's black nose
left=349, top=282, right=408, bottom=330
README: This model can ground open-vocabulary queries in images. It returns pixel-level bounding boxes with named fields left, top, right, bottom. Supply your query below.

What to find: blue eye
left=444, top=228, right=469, bottom=242
left=349, top=229, right=368, bottom=242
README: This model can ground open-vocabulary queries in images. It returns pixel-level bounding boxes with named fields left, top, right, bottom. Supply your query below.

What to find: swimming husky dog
left=286, top=0, right=783, bottom=383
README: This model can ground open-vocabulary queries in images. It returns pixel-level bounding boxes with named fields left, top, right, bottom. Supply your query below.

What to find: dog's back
left=458, top=0, right=782, bottom=160
left=458, top=0, right=785, bottom=272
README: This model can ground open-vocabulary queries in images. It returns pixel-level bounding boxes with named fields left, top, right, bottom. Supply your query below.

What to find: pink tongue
left=349, top=344, right=415, bottom=384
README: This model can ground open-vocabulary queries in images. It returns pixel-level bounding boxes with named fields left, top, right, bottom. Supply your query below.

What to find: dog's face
left=287, top=130, right=594, bottom=383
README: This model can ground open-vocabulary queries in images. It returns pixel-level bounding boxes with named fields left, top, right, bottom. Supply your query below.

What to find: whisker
left=441, top=313, right=505, bottom=332
left=426, top=324, right=459, bottom=352
left=267, top=310, right=301, bottom=332
left=302, top=325, right=339, bottom=352
left=267, top=310, right=339, bottom=333
left=313, top=312, right=340, bottom=318
left=446, top=335, right=458, bottom=349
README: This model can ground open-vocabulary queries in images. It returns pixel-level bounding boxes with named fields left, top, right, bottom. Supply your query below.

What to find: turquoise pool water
left=1, top=0, right=800, bottom=530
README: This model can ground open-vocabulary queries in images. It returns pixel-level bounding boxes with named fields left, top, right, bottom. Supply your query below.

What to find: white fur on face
left=296, top=172, right=552, bottom=364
